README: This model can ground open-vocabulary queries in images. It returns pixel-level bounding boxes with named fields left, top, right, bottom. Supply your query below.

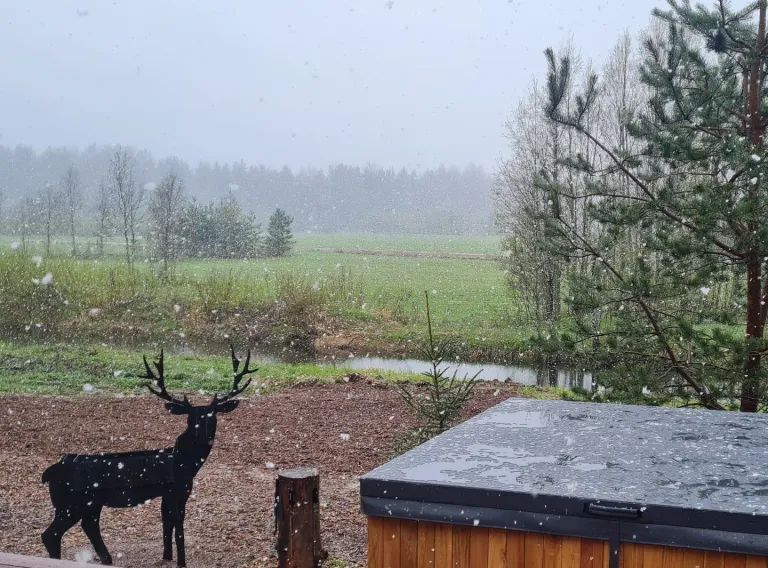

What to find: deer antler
left=142, top=349, right=190, bottom=406
left=214, top=345, right=257, bottom=405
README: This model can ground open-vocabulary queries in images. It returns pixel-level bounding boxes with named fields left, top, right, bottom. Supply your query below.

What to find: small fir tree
left=263, top=208, right=294, bottom=257
left=396, top=292, right=480, bottom=450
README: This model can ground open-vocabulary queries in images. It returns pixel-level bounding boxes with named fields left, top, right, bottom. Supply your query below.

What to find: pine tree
left=540, top=1, right=768, bottom=411
left=264, top=208, right=294, bottom=257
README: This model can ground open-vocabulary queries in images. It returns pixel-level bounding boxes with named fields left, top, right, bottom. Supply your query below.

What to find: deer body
left=41, top=349, right=254, bottom=567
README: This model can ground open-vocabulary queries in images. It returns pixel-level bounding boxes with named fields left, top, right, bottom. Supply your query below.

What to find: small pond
left=171, top=344, right=592, bottom=390
left=315, top=355, right=592, bottom=390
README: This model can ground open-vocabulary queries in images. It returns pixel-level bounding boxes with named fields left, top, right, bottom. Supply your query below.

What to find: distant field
left=0, top=232, right=501, bottom=256
left=295, top=233, right=500, bottom=255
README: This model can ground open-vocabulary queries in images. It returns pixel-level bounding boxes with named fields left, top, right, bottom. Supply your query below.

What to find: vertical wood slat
left=703, top=552, right=725, bottom=568
left=542, top=535, right=562, bottom=568
left=684, top=549, right=707, bottom=568
left=723, top=554, right=747, bottom=568
left=745, top=557, right=768, bottom=568
left=369, top=517, right=385, bottom=567
left=383, top=517, right=402, bottom=568
left=580, top=539, right=604, bottom=568
left=525, top=532, right=545, bottom=567
left=560, top=537, right=581, bottom=568
left=487, top=529, right=507, bottom=567
left=469, top=528, right=490, bottom=568
left=662, top=547, right=686, bottom=568
left=642, top=546, right=665, bottom=568
left=453, top=525, right=472, bottom=568
left=506, top=531, right=526, bottom=568
left=621, top=543, right=644, bottom=568
left=418, top=522, right=436, bottom=567
left=400, top=520, right=419, bottom=568
left=434, top=523, right=453, bottom=568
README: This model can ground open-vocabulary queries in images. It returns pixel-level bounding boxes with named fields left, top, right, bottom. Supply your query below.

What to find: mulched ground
left=0, top=379, right=520, bottom=567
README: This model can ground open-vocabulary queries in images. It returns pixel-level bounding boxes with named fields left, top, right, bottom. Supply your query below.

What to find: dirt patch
left=0, top=381, right=520, bottom=567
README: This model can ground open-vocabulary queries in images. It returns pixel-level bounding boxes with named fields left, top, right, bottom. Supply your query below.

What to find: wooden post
left=275, top=467, right=326, bottom=568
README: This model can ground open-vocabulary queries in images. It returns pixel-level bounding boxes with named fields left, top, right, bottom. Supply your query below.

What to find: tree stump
left=275, top=467, right=326, bottom=568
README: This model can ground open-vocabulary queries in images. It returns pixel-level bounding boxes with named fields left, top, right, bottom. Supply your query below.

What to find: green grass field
left=177, top=252, right=515, bottom=335
left=0, top=341, right=415, bottom=395
left=0, top=233, right=532, bottom=359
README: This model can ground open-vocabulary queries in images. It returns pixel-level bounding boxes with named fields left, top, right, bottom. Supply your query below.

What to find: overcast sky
left=2, top=0, right=659, bottom=170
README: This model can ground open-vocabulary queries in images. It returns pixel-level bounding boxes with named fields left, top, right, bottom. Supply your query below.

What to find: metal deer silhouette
left=41, top=347, right=256, bottom=567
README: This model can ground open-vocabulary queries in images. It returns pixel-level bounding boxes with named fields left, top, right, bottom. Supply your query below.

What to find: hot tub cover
left=361, top=399, right=768, bottom=554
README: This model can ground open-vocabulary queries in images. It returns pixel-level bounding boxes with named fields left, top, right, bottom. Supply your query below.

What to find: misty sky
left=2, top=1, right=659, bottom=170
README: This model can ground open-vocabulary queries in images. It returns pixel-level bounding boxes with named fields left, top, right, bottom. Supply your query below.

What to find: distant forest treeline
left=0, top=144, right=493, bottom=234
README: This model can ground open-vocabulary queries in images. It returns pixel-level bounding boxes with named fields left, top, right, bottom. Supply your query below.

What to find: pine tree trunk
left=742, top=259, right=763, bottom=412
left=741, top=1, right=767, bottom=413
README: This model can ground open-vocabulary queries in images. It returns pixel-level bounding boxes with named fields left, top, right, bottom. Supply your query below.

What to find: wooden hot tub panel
left=368, top=518, right=768, bottom=568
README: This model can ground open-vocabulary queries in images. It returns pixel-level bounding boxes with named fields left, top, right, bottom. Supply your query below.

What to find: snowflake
left=32, top=272, right=54, bottom=286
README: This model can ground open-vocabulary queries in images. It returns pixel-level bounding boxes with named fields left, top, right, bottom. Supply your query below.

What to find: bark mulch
left=0, top=379, right=520, bottom=567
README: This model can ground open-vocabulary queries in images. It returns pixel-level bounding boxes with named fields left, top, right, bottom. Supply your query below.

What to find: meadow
left=0, top=233, right=532, bottom=363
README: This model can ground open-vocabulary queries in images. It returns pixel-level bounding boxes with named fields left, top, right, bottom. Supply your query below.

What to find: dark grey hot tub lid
left=361, top=399, right=768, bottom=554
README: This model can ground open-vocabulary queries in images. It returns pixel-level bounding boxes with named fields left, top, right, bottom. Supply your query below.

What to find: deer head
left=142, top=346, right=256, bottom=447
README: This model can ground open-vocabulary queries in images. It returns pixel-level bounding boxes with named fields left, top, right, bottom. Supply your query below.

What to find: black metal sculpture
left=41, top=347, right=256, bottom=567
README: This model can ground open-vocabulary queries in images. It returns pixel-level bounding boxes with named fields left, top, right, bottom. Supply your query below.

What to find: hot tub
left=360, top=399, right=768, bottom=567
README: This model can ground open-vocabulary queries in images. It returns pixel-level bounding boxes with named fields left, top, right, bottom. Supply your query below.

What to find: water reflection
left=167, top=343, right=592, bottom=391
left=325, top=356, right=592, bottom=390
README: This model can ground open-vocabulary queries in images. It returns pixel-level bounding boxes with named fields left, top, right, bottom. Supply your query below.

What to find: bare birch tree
left=147, top=173, right=186, bottom=278
left=60, top=166, right=82, bottom=256
left=15, top=197, right=35, bottom=253
left=108, top=148, right=143, bottom=267
left=495, top=82, right=555, bottom=322
left=39, top=184, right=59, bottom=256
left=494, top=44, right=593, bottom=325
left=95, top=180, right=111, bottom=257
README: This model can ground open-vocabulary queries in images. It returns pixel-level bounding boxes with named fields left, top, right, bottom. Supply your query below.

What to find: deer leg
left=42, top=508, right=81, bottom=559
left=81, top=507, right=112, bottom=565
left=173, top=502, right=187, bottom=568
left=161, top=497, right=173, bottom=561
